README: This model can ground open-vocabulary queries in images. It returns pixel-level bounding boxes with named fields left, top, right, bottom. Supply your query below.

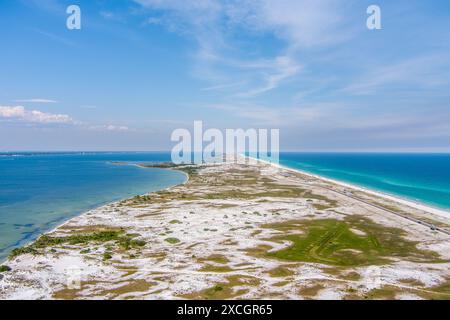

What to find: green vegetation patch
left=199, top=264, right=234, bottom=273
left=9, top=230, right=146, bottom=259
left=52, top=280, right=101, bottom=300
left=416, top=279, right=450, bottom=300
left=267, top=266, right=295, bottom=278
left=0, top=265, right=12, bottom=272
left=9, top=246, right=39, bottom=258
left=103, top=252, right=113, bottom=260
left=196, top=184, right=339, bottom=207
left=259, top=216, right=440, bottom=267
left=343, top=279, right=450, bottom=300
left=101, top=279, right=156, bottom=298
left=141, top=162, right=199, bottom=174
left=165, top=237, right=181, bottom=244
left=364, top=285, right=399, bottom=300
left=180, top=275, right=260, bottom=300
left=299, top=284, right=324, bottom=298
left=198, top=254, right=230, bottom=264
left=177, top=166, right=200, bottom=176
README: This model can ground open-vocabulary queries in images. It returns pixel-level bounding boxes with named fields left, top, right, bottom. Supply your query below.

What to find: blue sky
left=0, top=0, right=449, bottom=151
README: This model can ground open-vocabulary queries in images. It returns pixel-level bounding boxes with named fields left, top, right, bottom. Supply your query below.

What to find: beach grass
left=9, top=230, right=146, bottom=259
left=260, top=216, right=440, bottom=266
left=0, top=265, right=11, bottom=272
left=164, top=237, right=180, bottom=244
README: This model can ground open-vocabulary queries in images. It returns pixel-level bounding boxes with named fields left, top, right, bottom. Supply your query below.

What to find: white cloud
left=0, top=105, right=72, bottom=124
left=14, top=98, right=58, bottom=103
left=0, top=106, right=26, bottom=118
left=0, top=106, right=133, bottom=133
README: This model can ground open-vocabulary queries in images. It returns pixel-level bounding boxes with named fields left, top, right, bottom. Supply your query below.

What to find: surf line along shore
left=0, top=159, right=449, bottom=300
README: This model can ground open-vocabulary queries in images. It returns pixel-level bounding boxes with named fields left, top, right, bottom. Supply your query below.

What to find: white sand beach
left=1, top=159, right=449, bottom=300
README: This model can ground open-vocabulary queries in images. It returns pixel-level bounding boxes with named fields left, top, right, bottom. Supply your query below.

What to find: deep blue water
left=0, top=152, right=186, bottom=261
left=279, top=153, right=450, bottom=211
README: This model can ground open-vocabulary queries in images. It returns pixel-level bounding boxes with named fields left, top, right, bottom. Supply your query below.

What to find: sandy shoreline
left=1, top=159, right=449, bottom=300
left=0, top=165, right=189, bottom=265
left=254, top=157, right=450, bottom=220
left=36, top=168, right=191, bottom=254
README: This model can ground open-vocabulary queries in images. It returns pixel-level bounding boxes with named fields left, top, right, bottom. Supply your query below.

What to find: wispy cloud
left=100, top=11, right=126, bottom=22
left=14, top=98, right=58, bottom=104
left=33, top=29, right=76, bottom=47
left=206, top=101, right=339, bottom=126
left=225, top=0, right=352, bottom=48
left=134, top=0, right=344, bottom=97
left=89, top=125, right=130, bottom=132
left=237, top=55, right=302, bottom=97
left=80, top=105, right=98, bottom=109
left=201, top=81, right=247, bottom=92
left=340, top=54, right=450, bottom=95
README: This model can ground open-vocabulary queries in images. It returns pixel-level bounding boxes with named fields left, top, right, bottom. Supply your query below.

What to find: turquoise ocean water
left=0, top=152, right=186, bottom=261
left=278, top=153, right=450, bottom=212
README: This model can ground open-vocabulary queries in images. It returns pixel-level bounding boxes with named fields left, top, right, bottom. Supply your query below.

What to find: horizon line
left=1, top=150, right=450, bottom=154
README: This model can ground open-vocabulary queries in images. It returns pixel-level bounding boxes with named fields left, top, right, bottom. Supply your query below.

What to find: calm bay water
left=0, top=152, right=186, bottom=261
left=279, top=153, right=450, bottom=211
